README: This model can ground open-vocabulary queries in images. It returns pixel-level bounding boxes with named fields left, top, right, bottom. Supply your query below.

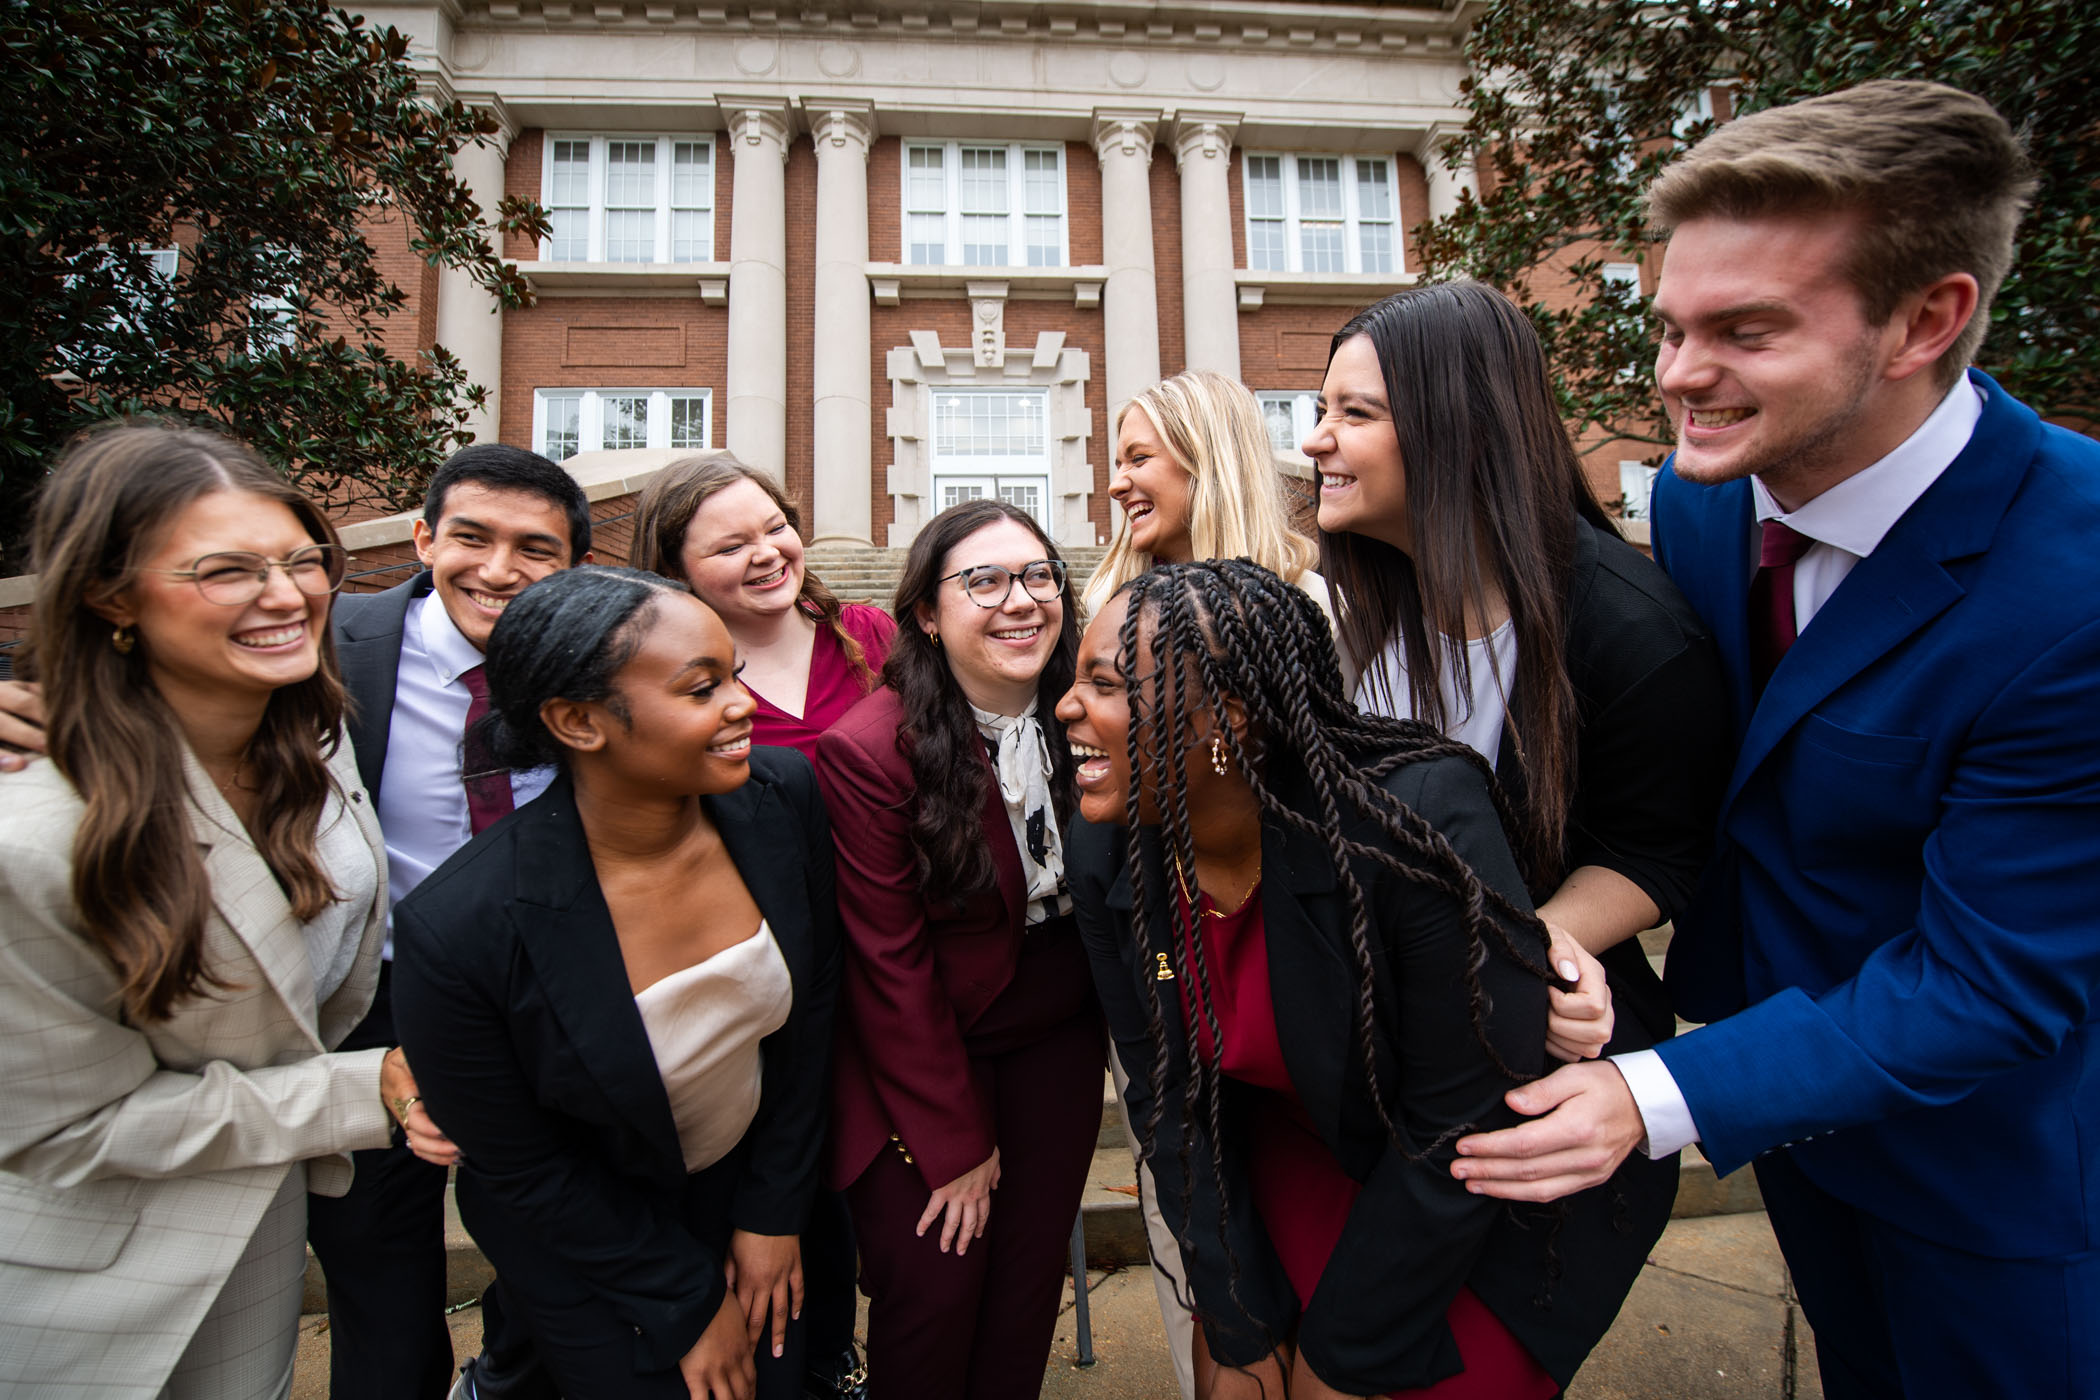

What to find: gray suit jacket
left=334, top=571, right=433, bottom=801
left=0, top=740, right=393, bottom=1397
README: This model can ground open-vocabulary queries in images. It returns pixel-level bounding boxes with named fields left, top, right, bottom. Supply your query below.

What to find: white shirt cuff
left=1609, top=1048, right=1702, bottom=1158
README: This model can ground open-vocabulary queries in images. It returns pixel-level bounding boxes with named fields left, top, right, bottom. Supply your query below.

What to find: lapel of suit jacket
left=183, top=747, right=325, bottom=1050
left=509, top=774, right=686, bottom=1171
left=333, top=572, right=430, bottom=800
left=707, top=774, right=810, bottom=988
left=1725, top=373, right=2036, bottom=806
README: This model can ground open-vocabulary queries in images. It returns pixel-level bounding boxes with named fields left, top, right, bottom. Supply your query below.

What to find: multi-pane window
left=928, top=389, right=1052, bottom=528
left=1243, top=153, right=1399, bottom=275
left=534, top=388, right=711, bottom=461
left=904, top=142, right=1067, bottom=268
left=545, top=135, right=714, bottom=263
left=1255, top=391, right=1320, bottom=459
left=1619, top=461, right=1659, bottom=521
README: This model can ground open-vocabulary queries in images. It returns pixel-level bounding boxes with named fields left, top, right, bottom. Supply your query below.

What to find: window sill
left=1234, top=269, right=1418, bottom=309
left=865, top=263, right=1110, bottom=308
left=515, top=261, right=730, bottom=302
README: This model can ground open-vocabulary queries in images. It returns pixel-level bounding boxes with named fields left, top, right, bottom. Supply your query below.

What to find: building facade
left=366, top=0, right=1491, bottom=550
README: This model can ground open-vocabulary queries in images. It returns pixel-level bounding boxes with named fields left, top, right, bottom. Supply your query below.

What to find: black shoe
left=803, top=1343, right=869, bottom=1400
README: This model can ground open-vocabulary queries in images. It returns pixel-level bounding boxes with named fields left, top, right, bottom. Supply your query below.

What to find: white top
left=1615, top=378, right=1985, bottom=1158
left=1353, top=620, right=1519, bottom=766
left=376, top=589, right=556, bottom=955
left=634, top=922, right=793, bottom=1174
left=303, top=782, right=380, bottom=1006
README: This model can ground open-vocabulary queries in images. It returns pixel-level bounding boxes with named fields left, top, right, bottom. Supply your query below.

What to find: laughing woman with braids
left=1059, top=560, right=1671, bottom=1400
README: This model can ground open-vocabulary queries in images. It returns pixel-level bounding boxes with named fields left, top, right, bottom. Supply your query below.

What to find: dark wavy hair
left=477, top=566, right=692, bottom=771
left=630, top=451, right=876, bottom=690
left=21, top=421, right=348, bottom=1022
left=884, top=499, right=1078, bottom=907
left=1320, top=280, right=1616, bottom=892
left=1113, top=558, right=1557, bottom=1339
left=425, top=442, right=592, bottom=561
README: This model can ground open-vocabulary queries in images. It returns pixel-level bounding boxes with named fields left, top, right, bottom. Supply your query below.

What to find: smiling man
left=312, top=443, right=591, bottom=1400
left=1445, top=82, right=2100, bottom=1399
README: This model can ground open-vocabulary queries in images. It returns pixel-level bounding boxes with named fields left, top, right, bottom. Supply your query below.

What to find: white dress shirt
left=1615, top=379, right=1984, bottom=1157
left=377, top=590, right=555, bottom=956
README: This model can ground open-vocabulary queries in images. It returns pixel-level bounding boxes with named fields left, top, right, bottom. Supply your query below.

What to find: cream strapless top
left=633, top=922, right=793, bottom=1173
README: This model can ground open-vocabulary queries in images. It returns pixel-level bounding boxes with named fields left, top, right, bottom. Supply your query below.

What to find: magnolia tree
left=1416, top=0, right=2100, bottom=468
left=0, top=0, right=550, bottom=570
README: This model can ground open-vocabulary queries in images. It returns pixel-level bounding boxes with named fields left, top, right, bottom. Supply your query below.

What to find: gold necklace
left=1170, top=849, right=1262, bottom=920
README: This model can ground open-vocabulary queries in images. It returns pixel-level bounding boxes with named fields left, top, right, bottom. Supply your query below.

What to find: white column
left=723, top=100, right=792, bottom=483
left=1419, top=123, right=1479, bottom=224
left=434, top=113, right=514, bottom=447
left=807, top=101, right=876, bottom=543
left=1174, top=112, right=1241, bottom=381
left=1092, top=109, right=1162, bottom=432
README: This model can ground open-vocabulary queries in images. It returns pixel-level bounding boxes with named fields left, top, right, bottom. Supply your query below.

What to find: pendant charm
left=1154, top=952, right=1176, bottom=981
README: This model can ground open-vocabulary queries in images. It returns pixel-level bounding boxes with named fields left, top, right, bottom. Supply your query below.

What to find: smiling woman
left=0, top=423, right=400, bottom=1399
left=812, top=500, right=1101, bottom=1400
left=392, top=566, right=840, bottom=1400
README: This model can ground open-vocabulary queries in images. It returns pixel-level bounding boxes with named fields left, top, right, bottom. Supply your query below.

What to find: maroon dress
left=747, top=603, right=896, bottom=758
left=1175, top=887, right=1559, bottom=1400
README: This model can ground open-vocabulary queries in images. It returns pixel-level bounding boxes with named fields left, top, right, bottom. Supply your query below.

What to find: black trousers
left=307, top=963, right=457, bottom=1400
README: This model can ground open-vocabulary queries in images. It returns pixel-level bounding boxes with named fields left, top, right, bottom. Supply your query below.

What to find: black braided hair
left=1114, top=558, right=1562, bottom=1353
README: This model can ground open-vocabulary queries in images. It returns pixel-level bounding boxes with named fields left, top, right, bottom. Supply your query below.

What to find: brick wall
left=1150, top=143, right=1185, bottom=376
left=497, top=298, right=732, bottom=451
left=784, top=136, right=817, bottom=522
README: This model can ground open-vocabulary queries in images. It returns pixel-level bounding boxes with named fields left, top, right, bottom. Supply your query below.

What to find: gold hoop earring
left=930, top=632, right=942, bottom=649
left=111, top=625, right=135, bottom=656
left=1210, top=733, right=1228, bottom=777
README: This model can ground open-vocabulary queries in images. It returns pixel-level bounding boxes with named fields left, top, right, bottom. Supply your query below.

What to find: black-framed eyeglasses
left=142, top=545, right=348, bottom=606
left=938, top=558, right=1068, bottom=608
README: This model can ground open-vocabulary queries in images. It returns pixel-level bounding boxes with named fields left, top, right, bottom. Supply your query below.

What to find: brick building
left=355, top=0, right=1551, bottom=553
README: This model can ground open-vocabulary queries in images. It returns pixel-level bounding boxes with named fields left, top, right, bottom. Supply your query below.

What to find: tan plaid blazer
left=0, top=739, right=394, bottom=1398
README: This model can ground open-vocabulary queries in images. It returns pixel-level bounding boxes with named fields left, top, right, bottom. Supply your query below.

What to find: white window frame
left=1619, top=460, right=1659, bottom=521
left=926, top=386, right=1054, bottom=528
left=1242, top=152, right=1401, bottom=275
left=1254, top=390, right=1319, bottom=462
left=541, top=134, right=716, bottom=264
left=532, top=388, right=712, bottom=461
left=902, top=141, right=1070, bottom=269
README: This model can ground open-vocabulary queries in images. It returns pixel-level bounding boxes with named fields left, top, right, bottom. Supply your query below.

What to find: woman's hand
left=725, top=1229, right=802, bottom=1360
left=1289, top=1350, right=1374, bottom=1400
left=679, top=1288, right=758, bottom=1400
left=0, top=680, right=47, bottom=771
left=1543, top=925, right=1614, bottom=1063
left=380, top=1047, right=461, bottom=1167
left=917, top=1147, right=1000, bottom=1256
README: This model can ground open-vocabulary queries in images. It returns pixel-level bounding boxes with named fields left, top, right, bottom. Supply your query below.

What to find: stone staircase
left=805, top=544, right=1110, bottom=610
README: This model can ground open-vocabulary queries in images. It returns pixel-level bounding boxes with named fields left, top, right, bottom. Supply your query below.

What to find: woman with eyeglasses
left=0, top=423, right=417, bottom=1398
left=812, top=500, right=1100, bottom=1400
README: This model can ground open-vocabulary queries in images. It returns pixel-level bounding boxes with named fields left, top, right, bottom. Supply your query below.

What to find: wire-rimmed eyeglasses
left=140, top=545, right=349, bottom=606
left=937, top=558, right=1068, bottom=609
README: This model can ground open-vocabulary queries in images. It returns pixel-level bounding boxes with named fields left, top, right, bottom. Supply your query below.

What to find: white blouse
left=633, top=923, right=794, bottom=1173
left=1354, top=620, right=1518, bottom=766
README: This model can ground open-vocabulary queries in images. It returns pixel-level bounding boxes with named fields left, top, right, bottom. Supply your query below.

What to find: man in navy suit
left=1446, top=82, right=2100, bottom=1398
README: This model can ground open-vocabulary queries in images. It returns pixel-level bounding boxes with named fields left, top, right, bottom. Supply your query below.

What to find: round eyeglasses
left=142, top=545, right=349, bottom=606
left=938, top=558, right=1068, bottom=609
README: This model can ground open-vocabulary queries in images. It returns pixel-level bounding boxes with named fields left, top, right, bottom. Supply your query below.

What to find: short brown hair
left=1646, top=80, right=2036, bottom=382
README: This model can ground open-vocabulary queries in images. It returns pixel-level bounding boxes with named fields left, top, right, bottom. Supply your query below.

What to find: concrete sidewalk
left=291, top=1209, right=1821, bottom=1399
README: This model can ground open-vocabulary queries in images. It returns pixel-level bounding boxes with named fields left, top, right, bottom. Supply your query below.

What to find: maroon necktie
left=458, top=664, right=514, bottom=835
left=1749, top=520, right=1815, bottom=695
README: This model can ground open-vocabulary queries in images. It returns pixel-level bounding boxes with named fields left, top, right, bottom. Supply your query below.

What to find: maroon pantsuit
left=815, top=688, right=1104, bottom=1400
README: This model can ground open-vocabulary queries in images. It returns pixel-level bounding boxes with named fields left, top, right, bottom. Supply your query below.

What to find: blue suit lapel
left=1724, top=373, right=2038, bottom=806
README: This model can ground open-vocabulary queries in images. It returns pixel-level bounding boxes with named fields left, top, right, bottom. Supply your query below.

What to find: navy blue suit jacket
left=1650, top=370, right=2100, bottom=1260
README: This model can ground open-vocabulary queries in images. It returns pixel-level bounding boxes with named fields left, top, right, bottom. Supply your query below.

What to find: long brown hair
left=630, top=451, right=876, bottom=689
left=20, top=422, right=349, bottom=1023
left=1320, top=281, right=1614, bottom=890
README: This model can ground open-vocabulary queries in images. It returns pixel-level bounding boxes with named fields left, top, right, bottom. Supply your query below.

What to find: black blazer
left=1070, top=755, right=1674, bottom=1395
left=1496, top=520, right=1730, bottom=1046
left=332, top=572, right=431, bottom=801
left=392, top=749, right=841, bottom=1375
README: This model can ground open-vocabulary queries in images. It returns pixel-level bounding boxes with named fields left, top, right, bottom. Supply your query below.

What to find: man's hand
left=1543, top=924, right=1613, bottom=1062
left=0, top=680, right=47, bottom=771
left=1449, top=1060, right=1647, bottom=1202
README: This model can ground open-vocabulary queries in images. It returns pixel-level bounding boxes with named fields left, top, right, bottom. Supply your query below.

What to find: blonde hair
left=1092, top=370, right=1317, bottom=604
left=1646, top=80, right=2034, bottom=385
